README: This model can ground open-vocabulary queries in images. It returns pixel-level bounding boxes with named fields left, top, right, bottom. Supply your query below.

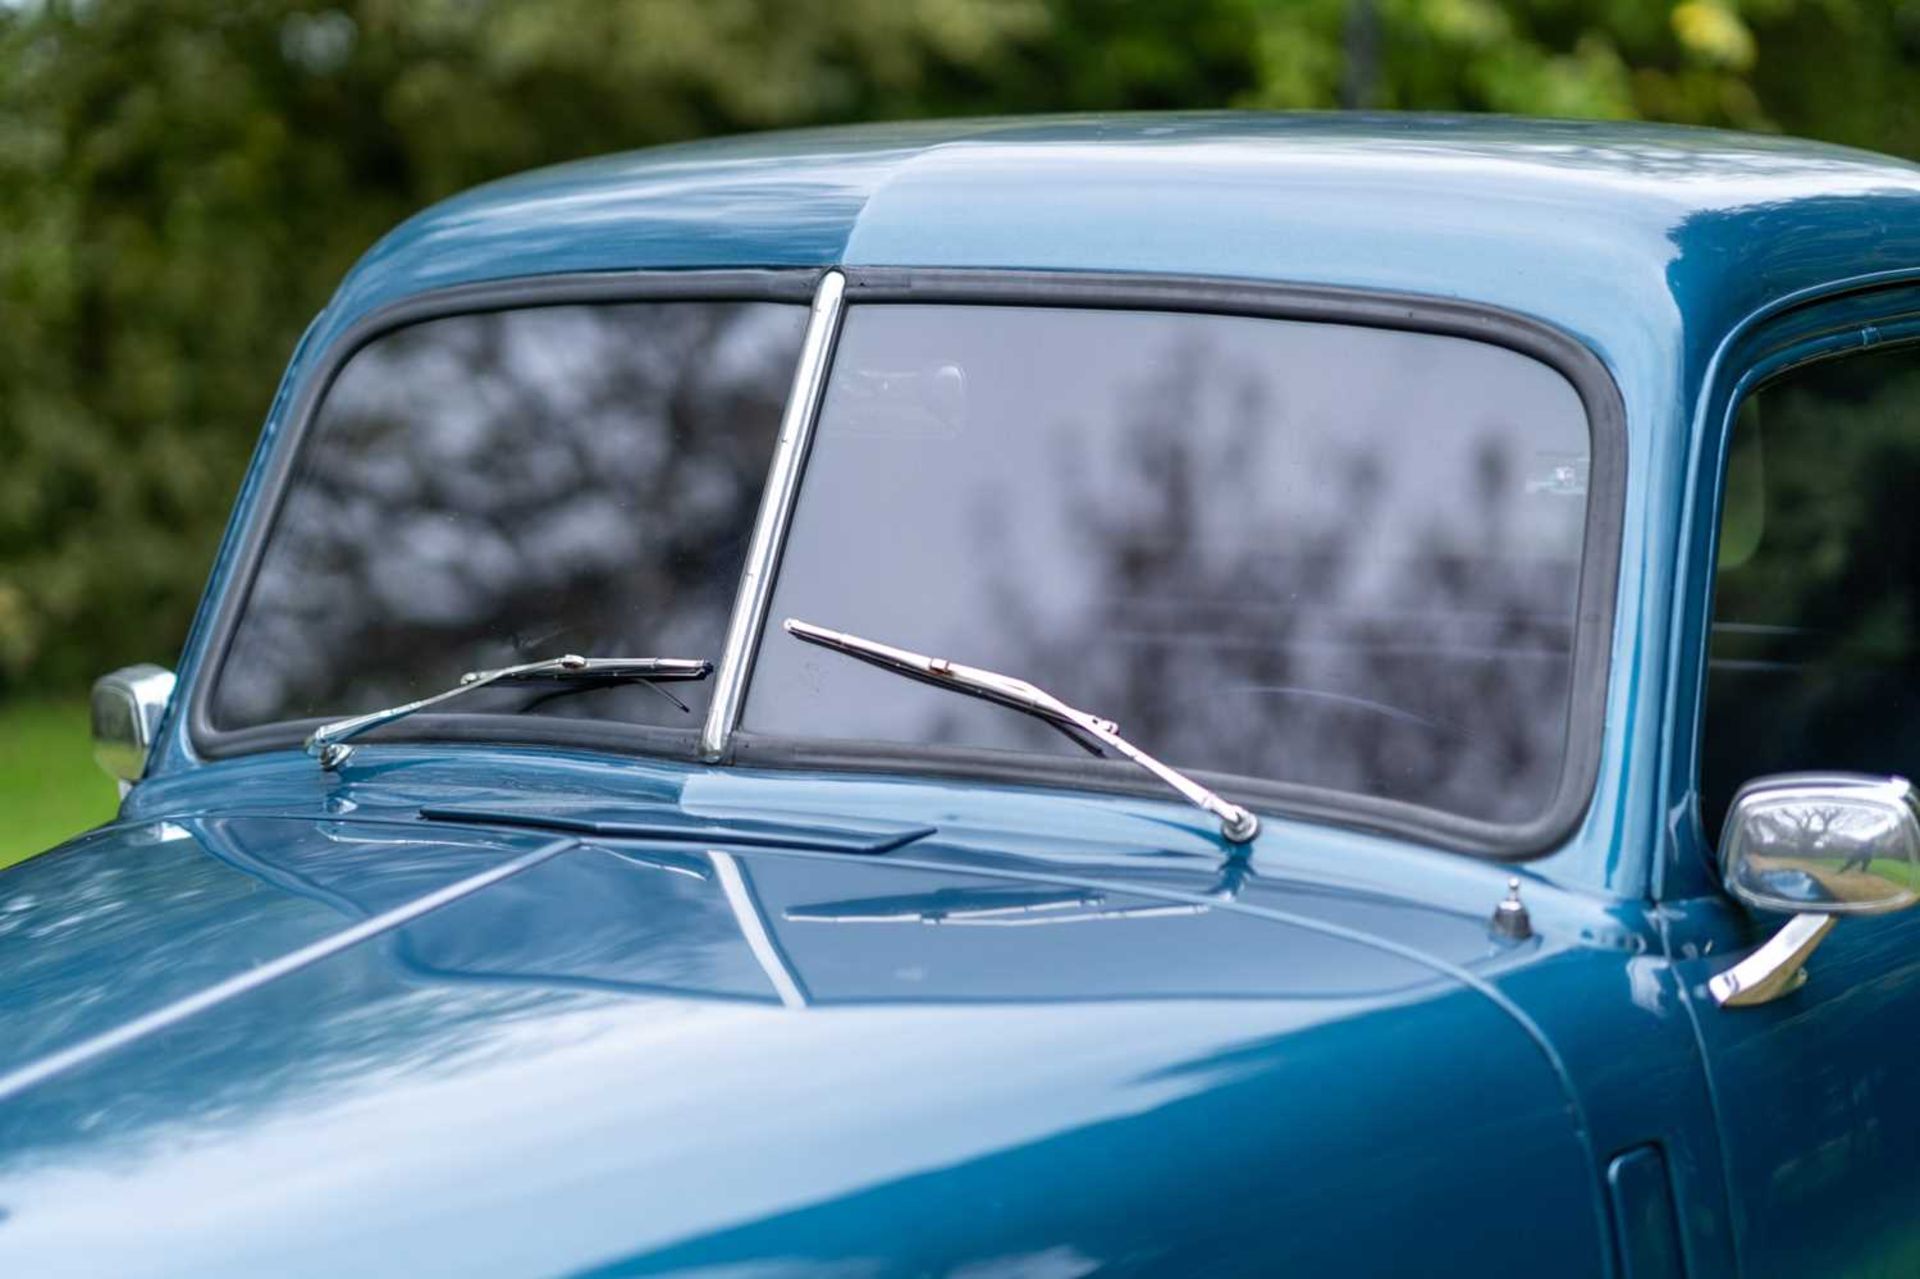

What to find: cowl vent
left=418, top=801, right=934, bottom=856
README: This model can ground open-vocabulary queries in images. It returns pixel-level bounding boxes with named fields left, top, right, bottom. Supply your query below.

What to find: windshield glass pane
left=210, top=300, right=807, bottom=736
left=742, top=304, right=1593, bottom=825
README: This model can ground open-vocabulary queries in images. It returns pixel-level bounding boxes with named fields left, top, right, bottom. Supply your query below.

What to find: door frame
left=1660, top=278, right=1920, bottom=905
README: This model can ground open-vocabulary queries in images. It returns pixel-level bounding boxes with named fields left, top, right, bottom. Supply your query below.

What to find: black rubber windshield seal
left=189, top=265, right=1624, bottom=861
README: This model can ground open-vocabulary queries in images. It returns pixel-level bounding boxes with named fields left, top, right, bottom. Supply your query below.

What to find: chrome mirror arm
left=1709, top=912, right=1836, bottom=1007
left=783, top=619, right=1259, bottom=845
left=304, top=654, right=711, bottom=771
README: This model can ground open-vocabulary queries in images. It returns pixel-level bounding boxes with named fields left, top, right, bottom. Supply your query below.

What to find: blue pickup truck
left=6, top=113, right=1920, bottom=1277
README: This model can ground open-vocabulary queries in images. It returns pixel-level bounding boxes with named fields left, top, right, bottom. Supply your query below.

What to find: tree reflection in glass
left=745, top=305, right=1591, bottom=825
left=212, top=300, right=808, bottom=735
left=1704, top=345, right=1920, bottom=837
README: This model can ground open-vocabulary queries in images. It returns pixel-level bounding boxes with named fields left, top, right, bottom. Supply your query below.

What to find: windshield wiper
left=782, top=619, right=1259, bottom=844
left=305, top=654, right=712, bottom=770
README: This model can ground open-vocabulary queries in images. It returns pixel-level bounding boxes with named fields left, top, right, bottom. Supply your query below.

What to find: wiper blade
left=782, top=619, right=1259, bottom=845
left=305, top=653, right=712, bottom=770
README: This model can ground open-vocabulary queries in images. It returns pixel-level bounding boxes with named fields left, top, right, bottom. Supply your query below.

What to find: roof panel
left=325, top=113, right=1920, bottom=379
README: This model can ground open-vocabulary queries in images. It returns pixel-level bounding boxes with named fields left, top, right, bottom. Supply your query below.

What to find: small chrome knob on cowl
left=1491, top=877, right=1533, bottom=942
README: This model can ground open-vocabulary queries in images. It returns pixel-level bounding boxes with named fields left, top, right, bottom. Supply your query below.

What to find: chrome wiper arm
left=304, top=654, right=712, bottom=770
left=782, top=619, right=1259, bottom=844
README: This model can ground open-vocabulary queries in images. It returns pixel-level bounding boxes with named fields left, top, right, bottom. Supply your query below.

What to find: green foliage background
left=0, top=700, right=110, bottom=866
left=2, top=0, right=1918, bottom=699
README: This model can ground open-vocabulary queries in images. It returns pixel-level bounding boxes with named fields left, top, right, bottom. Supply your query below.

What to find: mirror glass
left=1721, top=773, right=1920, bottom=915
left=90, top=664, right=177, bottom=784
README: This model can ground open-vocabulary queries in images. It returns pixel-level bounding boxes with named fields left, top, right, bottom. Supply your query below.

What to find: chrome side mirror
left=90, top=664, right=177, bottom=790
left=1711, top=773, right=1920, bottom=1007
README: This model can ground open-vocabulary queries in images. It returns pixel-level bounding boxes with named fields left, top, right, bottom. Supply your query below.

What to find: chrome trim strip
left=700, top=269, right=845, bottom=760
left=709, top=851, right=809, bottom=1008
left=0, top=836, right=580, bottom=1103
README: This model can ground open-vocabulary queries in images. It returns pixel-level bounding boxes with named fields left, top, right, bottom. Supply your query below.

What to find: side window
left=1703, top=342, right=1920, bottom=838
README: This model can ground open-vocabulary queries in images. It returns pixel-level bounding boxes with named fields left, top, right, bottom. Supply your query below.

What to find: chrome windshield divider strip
left=700, top=269, right=846, bottom=761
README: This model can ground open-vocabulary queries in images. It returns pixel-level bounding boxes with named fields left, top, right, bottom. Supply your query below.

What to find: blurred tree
left=0, top=0, right=1915, bottom=693
left=0, top=0, right=1051, bottom=690
left=1237, top=0, right=1920, bottom=139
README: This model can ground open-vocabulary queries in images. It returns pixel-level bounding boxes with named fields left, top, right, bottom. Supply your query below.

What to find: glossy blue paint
left=10, top=113, right=1920, bottom=1276
left=1, top=795, right=1610, bottom=1276
left=0, top=744, right=1731, bottom=1276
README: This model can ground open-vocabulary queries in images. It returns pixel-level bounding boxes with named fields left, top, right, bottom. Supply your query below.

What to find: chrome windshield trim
left=700, top=269, right=846, bottom=760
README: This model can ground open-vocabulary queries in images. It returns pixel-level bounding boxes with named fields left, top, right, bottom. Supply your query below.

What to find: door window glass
left=1704, top=343, right=1920, bottom=837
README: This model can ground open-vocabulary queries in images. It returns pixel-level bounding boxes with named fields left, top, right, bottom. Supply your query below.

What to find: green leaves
left=0, top=0, right=1050, bottom=693
left=0, top=0, right=1912, bottom=694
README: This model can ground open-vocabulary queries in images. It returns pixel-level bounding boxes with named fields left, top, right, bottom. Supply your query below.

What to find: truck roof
left=330, top=112, right=1920, bottom=375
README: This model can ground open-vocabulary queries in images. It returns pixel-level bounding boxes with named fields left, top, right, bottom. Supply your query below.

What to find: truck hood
left=0, top=804, right=1604, bottom=1277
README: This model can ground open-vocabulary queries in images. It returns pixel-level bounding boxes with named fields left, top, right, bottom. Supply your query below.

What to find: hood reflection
left=0, top=816, right=1578, bottom=1279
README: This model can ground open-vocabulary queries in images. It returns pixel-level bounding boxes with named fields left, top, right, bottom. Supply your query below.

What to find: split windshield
left=209, top=293, right=1599, bottom=830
